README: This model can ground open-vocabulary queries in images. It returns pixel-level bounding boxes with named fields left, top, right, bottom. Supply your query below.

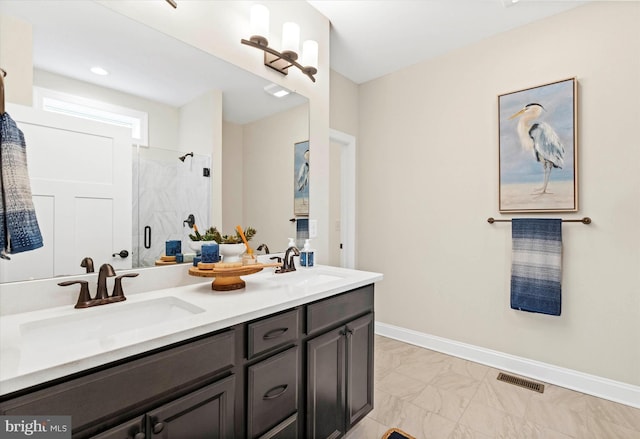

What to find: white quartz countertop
left=0, top=265, right=382, bottom=396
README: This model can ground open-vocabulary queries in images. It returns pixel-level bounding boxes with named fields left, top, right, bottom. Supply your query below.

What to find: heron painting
left=498, top=78, right=578, bottom=212
left=294, top=140, right=310, bottom=215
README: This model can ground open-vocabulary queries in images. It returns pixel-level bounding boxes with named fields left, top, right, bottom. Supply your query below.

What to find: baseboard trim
left=375, top=321, right=640, bottom=409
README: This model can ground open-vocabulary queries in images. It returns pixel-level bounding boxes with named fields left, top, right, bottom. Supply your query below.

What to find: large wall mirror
left=0, top=1, right=309, bottom=283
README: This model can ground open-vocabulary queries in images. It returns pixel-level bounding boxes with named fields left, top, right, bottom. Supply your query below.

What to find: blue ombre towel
left=0, top=112, right=44, bottom=258
left=510, top=218, right=562, bottom=316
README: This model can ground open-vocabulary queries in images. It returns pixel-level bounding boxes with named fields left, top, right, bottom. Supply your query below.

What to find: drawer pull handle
left=134, top=433, right=146, bottom=439
left=263, top=327, right=288, bottom=340
left=153, top=422, right=165, bottom=434
left=263, top=384, right=288, bottom=400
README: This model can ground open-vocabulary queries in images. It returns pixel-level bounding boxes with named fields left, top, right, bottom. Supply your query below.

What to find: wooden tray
left=188, top=262, right=282, bottom=291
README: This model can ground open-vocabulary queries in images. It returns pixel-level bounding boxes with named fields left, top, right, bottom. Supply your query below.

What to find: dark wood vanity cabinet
left=93, top=376, right=235, bottom=439
left=0, top=284, right=375, bottom=439
left=305, top=286, right=375, bottom=439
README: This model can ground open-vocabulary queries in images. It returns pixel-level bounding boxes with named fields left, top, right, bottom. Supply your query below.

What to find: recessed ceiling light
left=90, top=66, right=109, bottom=76
left=264, top=83, right=290, bottom=98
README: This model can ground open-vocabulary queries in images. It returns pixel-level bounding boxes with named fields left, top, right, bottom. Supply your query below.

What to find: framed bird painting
left=294, top=140, right=310, bottom=216
left=498, top=77, right=578, bottom=213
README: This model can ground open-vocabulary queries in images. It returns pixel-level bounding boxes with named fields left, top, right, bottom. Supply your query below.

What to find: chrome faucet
left=96, top=263, right=116, bottom=300
left=276, top=246, right=299, bottom=273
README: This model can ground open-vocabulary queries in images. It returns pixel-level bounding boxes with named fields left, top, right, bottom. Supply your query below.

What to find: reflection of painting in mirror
left=294, top=141, right=310, bottom=216
left=133, top=147, right=211, bottom=268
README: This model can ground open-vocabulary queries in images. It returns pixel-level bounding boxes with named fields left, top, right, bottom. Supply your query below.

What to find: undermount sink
left=20, top=296, right=205, bottom=350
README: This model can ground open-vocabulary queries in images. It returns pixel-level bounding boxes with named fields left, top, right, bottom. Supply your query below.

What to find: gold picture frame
left=498, top=78, right=578, bottom=213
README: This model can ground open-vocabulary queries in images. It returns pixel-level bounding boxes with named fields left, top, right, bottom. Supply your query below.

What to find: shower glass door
left=132, top=146, right=211, bottom=267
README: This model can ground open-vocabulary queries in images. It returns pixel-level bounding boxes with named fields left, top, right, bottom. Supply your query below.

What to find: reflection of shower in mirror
left=178, top=152, right=194, bottom=162
left=133, top=147, right=211, bottom=268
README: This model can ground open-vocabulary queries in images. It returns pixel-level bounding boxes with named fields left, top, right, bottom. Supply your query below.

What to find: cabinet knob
left=153, top=422, right=165, bottom=434
left=133, top=433, right=145, bottom=439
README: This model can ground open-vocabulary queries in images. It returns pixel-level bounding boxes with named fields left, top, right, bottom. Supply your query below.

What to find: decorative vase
left=189, top=241, right=203, bottom=255
left=219, top=243, right=246, bottom=263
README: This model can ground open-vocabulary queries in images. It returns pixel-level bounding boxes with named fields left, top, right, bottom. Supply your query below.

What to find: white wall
left=0, top=14, right=32, bottom=106
left=178, top=90, right=223, bottom=227
left=221, top=120, right=244, bottom=233
left=358, top=2, right=640, bottom=388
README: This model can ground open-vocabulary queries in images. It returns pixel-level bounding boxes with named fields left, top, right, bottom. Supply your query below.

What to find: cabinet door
left=306, top=327, right=346, bottom=439
left=345, top=313, right=374, bottom=429
left=146, top=375, right=235, bottom=439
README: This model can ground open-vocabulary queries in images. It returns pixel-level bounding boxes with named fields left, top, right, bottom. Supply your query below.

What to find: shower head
left=178, top=152, right=194, bottom=162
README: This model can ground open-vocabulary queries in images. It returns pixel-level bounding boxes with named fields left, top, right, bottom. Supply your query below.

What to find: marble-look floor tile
left=458, top=400, right=524, bottom=438
left=524, top=390, right=586, bottom=437
left=585, top=395, right=640, bottom=432
left=410, top=384, right=471, bottom=422
left=368, top=337, right=638, bottom=439
left=369, top=389, right=407, bottom=427
left=472, top=371, right=534, bottom=418
left=580, top=415, right=640, bottom=439
left=376, top=370, right=427, bottom=401
left=429, top=370, right=482, bottom=401
left=521, top=420, right=575, bottom=439
left=419, top=411, right=457, bottom=439
left=449, top=423, right=492, bottom=439
left=529, top=384, right=588, bottom=413
left=443, top=356, right=490, bottom=382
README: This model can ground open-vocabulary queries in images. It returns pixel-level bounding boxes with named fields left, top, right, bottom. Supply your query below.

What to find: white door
left=0, top=104, right=132, bottom=282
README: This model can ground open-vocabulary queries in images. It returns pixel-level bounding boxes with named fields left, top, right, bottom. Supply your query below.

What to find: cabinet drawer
left=247, top=346, right=298, bottom=439
left=247, top=308, right=299, bottom=359
left=259, top=413, right=297, bottom=439
left=306, top=284, right=374, bottom=335
left=0, top=329, right=236, bottom=437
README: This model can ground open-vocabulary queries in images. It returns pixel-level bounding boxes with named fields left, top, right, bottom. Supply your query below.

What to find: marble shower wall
left=132, top=147, right=211, bottom=267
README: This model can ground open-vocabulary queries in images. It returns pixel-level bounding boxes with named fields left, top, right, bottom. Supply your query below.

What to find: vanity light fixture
left=241, top=4, right=318, bottom=82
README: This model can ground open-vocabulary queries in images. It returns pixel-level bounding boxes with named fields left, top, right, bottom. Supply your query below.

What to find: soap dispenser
left=300, top=239, right=315, bottom=267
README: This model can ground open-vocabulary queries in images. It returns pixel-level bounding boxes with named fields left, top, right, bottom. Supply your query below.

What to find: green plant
left=189, top=226, right=256, bottom=244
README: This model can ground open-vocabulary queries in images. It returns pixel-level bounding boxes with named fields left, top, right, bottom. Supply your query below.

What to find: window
left=33, top=87, right=149, bottom=146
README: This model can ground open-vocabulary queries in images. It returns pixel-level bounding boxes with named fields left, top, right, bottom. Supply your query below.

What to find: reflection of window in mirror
left=33, top=87, right=148, bottom=146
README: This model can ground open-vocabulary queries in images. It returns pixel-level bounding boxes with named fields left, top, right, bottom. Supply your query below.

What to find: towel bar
left=487, top=217, right=591, bottom=224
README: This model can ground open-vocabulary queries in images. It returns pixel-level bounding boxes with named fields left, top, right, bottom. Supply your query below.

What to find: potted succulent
left=189, top=226, right=256, bottom=262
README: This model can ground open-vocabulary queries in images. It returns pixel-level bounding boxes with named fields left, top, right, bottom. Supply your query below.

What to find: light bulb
left=301, top=40, right=318, bottom=68
left=250, top=4, right=269, bottom=45
left=281, top=22, right=300, bottom=60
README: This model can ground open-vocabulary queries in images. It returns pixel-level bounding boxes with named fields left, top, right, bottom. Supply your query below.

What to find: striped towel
left=510, top=218, right=562, bottom=316
left=0, top=112, right=44, bottom=258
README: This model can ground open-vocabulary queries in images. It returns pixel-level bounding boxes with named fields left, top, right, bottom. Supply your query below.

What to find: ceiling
left=0, top=0, right=307, bottom=124
left=308, top=0, right=589, bottom=84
